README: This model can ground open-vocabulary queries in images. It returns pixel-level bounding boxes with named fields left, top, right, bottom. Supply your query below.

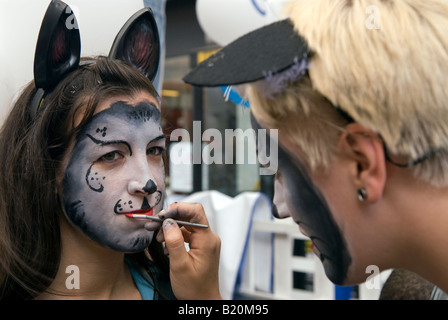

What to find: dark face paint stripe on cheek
left=250, top=111, right=352, bottom=285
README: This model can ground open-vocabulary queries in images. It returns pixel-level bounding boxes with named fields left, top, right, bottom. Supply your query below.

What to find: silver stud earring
left=357, top=188, right=367, bottom=202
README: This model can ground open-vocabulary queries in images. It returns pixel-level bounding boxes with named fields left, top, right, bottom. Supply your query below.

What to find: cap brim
left=183, top=19, right=309, bottom=87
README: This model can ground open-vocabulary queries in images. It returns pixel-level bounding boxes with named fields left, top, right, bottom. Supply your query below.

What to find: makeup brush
left=125, top=213, right=209, bottom=228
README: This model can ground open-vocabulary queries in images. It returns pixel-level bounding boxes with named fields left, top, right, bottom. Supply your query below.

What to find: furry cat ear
left=31, top=0, right=80, bottom=119
left=109, top=8, right=160, bottom=81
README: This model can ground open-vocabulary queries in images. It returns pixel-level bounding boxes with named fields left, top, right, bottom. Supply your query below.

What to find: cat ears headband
left=30, top=0, right=160, bottom=120
left=183, top=19, right=310, bottom=104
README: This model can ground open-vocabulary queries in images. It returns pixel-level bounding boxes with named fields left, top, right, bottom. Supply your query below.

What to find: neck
left=36, top=216, right=140, bottom=300
left=385, top=169, right=448, bottom=293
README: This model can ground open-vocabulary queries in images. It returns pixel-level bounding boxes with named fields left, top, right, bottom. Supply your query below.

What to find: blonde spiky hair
left=278, top=0, right=448, bottom=186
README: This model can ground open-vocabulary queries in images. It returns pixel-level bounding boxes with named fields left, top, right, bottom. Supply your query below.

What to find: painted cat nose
left=142, top=179, right=157, bottom=194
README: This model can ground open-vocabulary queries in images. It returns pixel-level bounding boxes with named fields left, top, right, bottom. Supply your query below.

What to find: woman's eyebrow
left=86, top=133, right=133, bottom=156
left=149, top=134, right=166, bottom=144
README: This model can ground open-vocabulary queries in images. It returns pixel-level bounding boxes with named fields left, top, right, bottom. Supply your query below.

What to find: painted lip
left=123, top=208, right=154, bottom=216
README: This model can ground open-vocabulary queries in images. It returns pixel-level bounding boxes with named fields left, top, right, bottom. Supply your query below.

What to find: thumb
left=162, top=219, right=189, bottom=264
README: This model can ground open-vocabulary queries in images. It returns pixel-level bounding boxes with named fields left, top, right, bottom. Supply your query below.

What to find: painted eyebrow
left=148, top=134, right=166, bottom=145
left=86, top=134, right=133, bottom=156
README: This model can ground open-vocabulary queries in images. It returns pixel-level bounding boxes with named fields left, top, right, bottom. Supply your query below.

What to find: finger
left=180, top=227, right=191, bottom=244
left=144, top=208, right=166, bottom=231
left=159, top=202, right=210, bottom=230
left=144, top=220, right=161, bottom=231
left=156, top=226, right=190, bottom=246
left=156, top=228, right=165, bottom=243
left=162, top=219, right=189, bottom=263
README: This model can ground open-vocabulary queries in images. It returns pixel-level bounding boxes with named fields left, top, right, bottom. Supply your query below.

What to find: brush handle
left=128, top=214, right=209, bottom=228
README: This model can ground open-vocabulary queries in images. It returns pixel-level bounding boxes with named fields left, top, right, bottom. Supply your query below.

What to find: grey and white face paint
left=62, top=101, right=165, bottom=252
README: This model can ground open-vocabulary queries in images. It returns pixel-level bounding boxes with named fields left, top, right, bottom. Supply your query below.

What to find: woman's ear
left=109, top=8, right=160, bottom=81
left=33, top=0, right=81, bottom=90
left=339, top=123, right=387, bottom=203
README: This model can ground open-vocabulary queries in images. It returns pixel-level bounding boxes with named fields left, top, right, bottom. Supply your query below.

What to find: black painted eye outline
left=86, top=134, right=133, bottom=156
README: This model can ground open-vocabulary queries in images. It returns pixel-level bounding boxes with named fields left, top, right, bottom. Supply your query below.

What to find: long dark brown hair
left=0, top=56, right=169, bottom=299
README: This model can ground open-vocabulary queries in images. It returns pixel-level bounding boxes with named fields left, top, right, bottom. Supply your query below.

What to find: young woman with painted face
left=0, top=56, right=220, bottom=300
left=184, top=0, right=448, bottom=297
left=0, top=2, right=220, bottom=300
